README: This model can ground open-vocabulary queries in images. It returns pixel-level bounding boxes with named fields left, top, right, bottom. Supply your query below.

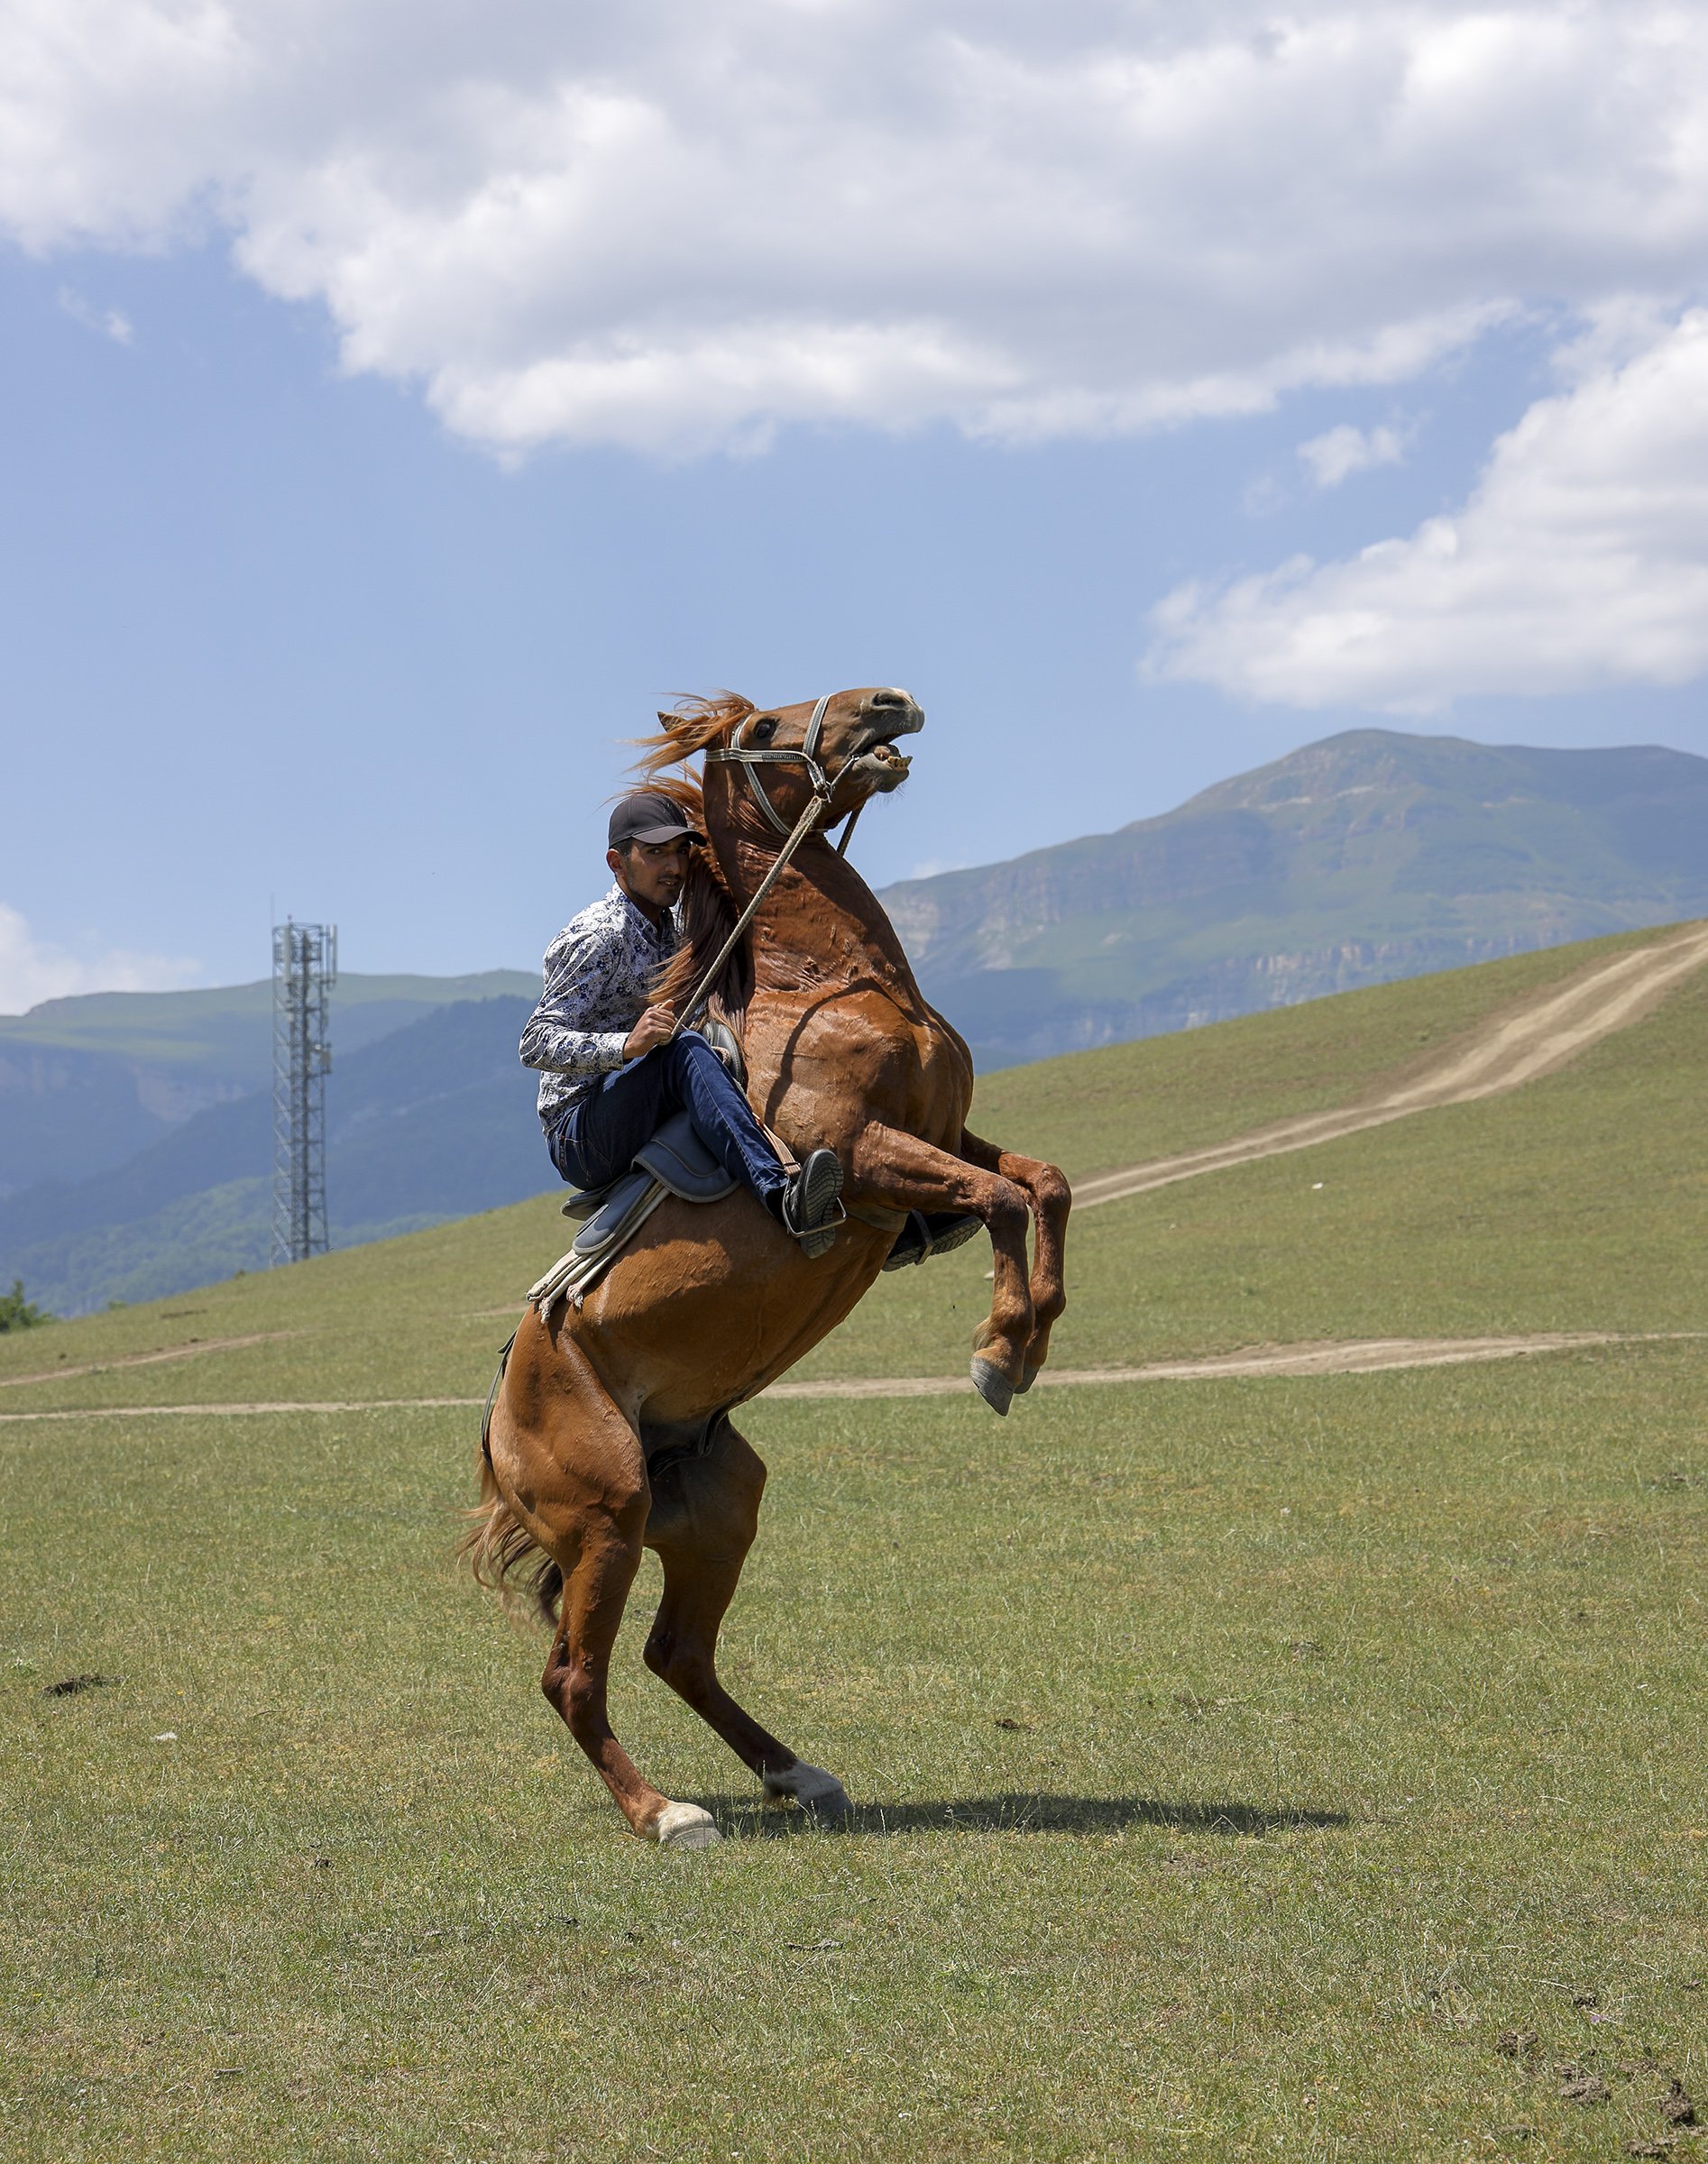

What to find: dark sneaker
left=778, top=1148, right=845, bottom=1259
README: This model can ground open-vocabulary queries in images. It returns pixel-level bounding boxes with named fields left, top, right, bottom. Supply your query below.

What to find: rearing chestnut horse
left=466, top=687, right=1070, bottom=1847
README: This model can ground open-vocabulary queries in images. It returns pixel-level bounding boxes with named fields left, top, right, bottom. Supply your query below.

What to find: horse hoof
left=653, top=1802, right=721, bottom=1850
left=764, top=1761, right=852, bottom=1817
left=970, top=1356, right=1014, bottom=1417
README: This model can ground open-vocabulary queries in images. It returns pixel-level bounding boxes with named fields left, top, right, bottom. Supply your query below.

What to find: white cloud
left=0, top=903, right=202, bottom=1014
left=3, top=3, right=1708, bottom=454
left=57, top=285, right=133, bottom=343
left=1297, top=423, right=1406, bottom=490
left=1147, top=309, right=1708, bottom=712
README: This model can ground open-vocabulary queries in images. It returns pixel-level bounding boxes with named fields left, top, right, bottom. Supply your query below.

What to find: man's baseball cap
left=607, top=792, right=702, bottom=849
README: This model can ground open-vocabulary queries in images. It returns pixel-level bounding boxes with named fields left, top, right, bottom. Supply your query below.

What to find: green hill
left=6, top=922, right=1696, bottom=2155
left=0, top=967, right=537, bottom=1197
left=4, top=919, right=1701, bottom=1404
left=882, top=729, right=1708, bottom=1066
left=4, top=923, right=1704, bottom=2160
left=12, top=726, right=1703, bottom=1316
left=0, top=995, right=545, bottom=1316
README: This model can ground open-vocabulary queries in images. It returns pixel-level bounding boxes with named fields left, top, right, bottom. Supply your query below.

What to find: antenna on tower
left=271, top=919, right=337, bottom=1267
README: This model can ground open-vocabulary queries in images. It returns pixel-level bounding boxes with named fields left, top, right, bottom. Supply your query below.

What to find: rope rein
left=669, top=781, right=829, bottom=1036
left=671, top=692, right=849, bottom=1038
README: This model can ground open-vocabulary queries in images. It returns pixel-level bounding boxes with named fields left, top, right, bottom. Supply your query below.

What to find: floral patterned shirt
left=519, top=885, right=680, bottom=1133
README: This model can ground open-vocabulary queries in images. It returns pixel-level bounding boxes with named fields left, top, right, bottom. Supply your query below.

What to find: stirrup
left=882, top=1208, right=982, bottom=1270
left=781, top=1148, right=845, bottom=1260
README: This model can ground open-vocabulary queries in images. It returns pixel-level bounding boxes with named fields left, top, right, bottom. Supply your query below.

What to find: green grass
left=960, top=922, right=1667, bottom=1179
left=5, top=1362, right=1704, bottom=2160
left=3, top=925, right=1706, bottom=2159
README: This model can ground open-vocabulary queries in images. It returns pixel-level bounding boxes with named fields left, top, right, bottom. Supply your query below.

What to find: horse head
left=646, top=687, right=924, bottom=841
left=739, top=684, right=924, bottom=822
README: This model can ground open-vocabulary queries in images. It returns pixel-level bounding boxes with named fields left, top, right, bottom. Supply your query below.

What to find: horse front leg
left=851, top=1123, right=1034, bottom=1416
left=959, top=1129, right=1071, bottom=1390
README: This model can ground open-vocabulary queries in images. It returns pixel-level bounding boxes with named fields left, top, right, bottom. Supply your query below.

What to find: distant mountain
left=0, top=996, right=546, bottom=1315
left=0, top=967, right=537, bottom=1197
left=879, top=730, right=1708, bottom=1067
left=12, top=727, right=1708, bottom=1314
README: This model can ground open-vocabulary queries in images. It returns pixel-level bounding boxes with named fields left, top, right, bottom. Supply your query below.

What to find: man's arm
left=519, top=920, right=635, bottom=1081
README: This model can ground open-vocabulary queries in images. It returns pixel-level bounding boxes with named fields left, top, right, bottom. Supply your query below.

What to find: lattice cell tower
left=271, top=919, right=337, bottom=1267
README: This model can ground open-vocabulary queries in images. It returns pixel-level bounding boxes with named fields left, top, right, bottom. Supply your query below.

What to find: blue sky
left=5, top=3, right=1708, bottom=1007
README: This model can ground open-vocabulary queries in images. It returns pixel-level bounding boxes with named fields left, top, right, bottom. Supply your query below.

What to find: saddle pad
left=633, top=1108, right=738, bottom=1203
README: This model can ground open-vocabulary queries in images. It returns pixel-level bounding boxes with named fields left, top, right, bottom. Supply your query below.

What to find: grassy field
left=3, top=927, right=1705, bottom=2159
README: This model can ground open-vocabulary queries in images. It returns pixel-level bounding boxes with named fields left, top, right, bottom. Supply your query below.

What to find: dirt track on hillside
left=0, top=1332, right=296, bottom=1390
left=1073, top=920, right=1708, bottom=1211
left=764, top=1333, right=1696, bottom=1398
left=0, top=1333, right=1695, bottom=1422
left=5, top=925, right=1704, bottom=1426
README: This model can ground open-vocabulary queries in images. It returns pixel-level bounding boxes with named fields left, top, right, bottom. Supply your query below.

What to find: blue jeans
left=549, top=1032, right=788, bottom=1208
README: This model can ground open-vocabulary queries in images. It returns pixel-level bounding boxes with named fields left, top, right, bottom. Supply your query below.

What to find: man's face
left=611, top=838, right=689, bottom=912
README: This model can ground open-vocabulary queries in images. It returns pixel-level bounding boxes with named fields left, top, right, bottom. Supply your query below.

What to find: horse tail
left=457, top=1467, right=564, bottom=1628
left=456, top=1328, right=563, bottom=1627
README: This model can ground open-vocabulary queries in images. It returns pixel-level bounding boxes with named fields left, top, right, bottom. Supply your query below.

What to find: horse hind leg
left=540, top=1512, right=724, bottom=1849
left=492, top=1340, right=719, bottom=1848
left=643, top=1419, right=851, bottom=1819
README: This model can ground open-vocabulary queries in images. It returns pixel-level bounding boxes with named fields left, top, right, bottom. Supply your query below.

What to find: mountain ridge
left=0, top=996, right=544, bottom=1315
left=0, top=967, right=538, bottom=1197
left=878, top=729, right=1708, bottom=1064
left=10, top=726, right=1708, bottom=1313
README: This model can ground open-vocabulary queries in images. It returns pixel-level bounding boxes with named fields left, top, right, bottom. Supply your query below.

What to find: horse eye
left=750, top=717, right=777, bottom=744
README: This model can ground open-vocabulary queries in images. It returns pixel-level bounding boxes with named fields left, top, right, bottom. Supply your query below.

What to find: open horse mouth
left=842, top=688, right=923, bottom=793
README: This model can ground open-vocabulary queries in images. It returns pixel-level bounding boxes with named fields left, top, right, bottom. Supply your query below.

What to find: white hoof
left=763, top=1761, right=853, bottom=1816
left=653, top=1801, right=721, bottom=1849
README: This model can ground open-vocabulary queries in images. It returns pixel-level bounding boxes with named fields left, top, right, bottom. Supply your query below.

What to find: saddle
left=528, top=1021, right=744, bottom=1318
left=524, top=1019, right=979, bottom=1321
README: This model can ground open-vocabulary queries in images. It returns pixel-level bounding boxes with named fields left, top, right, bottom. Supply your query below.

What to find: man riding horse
left=473, top=687, right=1070, bottom=1848
left=520, top=789, right=846, bottom=1255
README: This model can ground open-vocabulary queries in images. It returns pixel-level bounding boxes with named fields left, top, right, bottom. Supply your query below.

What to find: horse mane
left=631, top=693, right=756, bottom=1028
left=631, top=690, right=755, bottom=782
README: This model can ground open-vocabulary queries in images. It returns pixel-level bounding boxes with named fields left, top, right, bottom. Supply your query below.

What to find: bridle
left=671, top=693, right=865, bottom=1037
left=703, top=692, right=865, bottom=857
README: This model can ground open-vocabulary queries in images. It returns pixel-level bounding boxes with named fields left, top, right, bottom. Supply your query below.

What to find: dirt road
left=765, top=1333, right=1694, bottom=1398
left=1074, top=920, right=1708, bottom=1210
left=6, top=924, right=1703, bottom=1426
left=0, top=1332, right=1693, bottom=1422
left=0, top=1332, right=296, bottom=1390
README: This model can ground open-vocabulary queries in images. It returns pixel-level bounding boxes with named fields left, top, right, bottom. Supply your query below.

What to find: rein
left=672, top=693, right=850, bottom=1037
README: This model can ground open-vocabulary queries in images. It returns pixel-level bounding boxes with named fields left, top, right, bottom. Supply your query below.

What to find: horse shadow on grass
left=702, top=1793, right=1350, bottom=1840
